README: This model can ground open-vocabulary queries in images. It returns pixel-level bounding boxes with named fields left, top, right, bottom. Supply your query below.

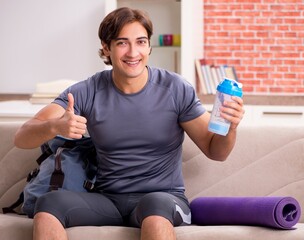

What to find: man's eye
left=138, top=40, right=148, bottom=45
left=117, top=41, right=127, bottom=46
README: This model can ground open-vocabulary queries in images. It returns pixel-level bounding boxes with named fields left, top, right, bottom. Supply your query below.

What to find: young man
left=14, top=7, right=244, bottom=240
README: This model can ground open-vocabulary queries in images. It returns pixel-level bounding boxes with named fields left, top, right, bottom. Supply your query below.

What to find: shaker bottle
left=208, top=78, right=243, bottom=136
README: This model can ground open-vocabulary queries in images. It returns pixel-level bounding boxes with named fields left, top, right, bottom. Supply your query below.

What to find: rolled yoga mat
left=190, top=196, right=301, bottom=229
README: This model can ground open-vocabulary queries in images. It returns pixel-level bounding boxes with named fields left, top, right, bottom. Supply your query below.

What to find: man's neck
left=112, top=67, right=149, bottom=94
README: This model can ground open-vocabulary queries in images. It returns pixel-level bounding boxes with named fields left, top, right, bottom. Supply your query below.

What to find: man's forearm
left=14, top=118, right=57, bottom=149
left=208, top=128, right=237, bottom=161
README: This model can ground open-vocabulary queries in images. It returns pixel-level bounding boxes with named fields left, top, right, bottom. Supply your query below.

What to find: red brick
left=276, top=38, right=302, bottom=45
left=235, top=52, right=260, bottom=58
left=241, top=45, right=254, bottom=51
left=261, top=52, right=274, bottom=58
left=241, top=59, right=255, bottom=65
left=296, top=89, right=304, bottom=93
left=248, top=25, right=275, bottom=31
left=242, top=4, right=255, bottom=10
left=277, top=66, right=289, bottom=72
left=257, top=32, right=269, bottom=38
left=229, top=45, right=242, bottom=51
left=242, top=32, right=255, bottom=38
left=236, top=39, right=261, bottom=44
left=242, top=80, right=261, bottom=85
left=255, top=46, right=268, bottom=51
left=269, top=73, right=283, bottom=79
left=256, top=59, right=269, bottom=65
left=269, top=87, right=283, bottom=93
left=270, top=32, right=284, bottom=38
left=229, top=32, right=242, bottom=37
left=275, top=52, right=301, bottom=58
left=284, top=74, right=298, bottom=79
left=284, top=32, right=297, bottom=38
left=256, top=4, right=270, bottom=11
left=291, top=25, right=304, bottom=31
left=270, top=59, right=283, bottom=65
left=271, top=18, right=283, bottom=24
left=275, top=11, right=301, bottom=17
left=242, top=73, right=255, bottom=79
left=203, top=0, right=304, bottom=95
left=263, top=79, right=275, bottom=85
left=242, top=86, right=254, bottom=92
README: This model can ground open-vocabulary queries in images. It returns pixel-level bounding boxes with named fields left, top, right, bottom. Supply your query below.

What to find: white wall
left=0, top=0, right=108, bottom=93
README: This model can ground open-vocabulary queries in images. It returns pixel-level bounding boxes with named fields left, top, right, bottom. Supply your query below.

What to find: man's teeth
left=125, top=60, right=139, bottom=65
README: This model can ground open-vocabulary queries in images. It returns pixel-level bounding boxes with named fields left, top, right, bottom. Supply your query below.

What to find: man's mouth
left=124, top=60, right=140, bottom=66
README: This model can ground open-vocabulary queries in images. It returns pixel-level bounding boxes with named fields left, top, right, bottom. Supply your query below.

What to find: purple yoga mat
left=190, top=196, right=301, bottom=229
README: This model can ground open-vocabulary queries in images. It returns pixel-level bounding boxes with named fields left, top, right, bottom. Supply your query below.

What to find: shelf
left=199, top=94, right=304, bottom=106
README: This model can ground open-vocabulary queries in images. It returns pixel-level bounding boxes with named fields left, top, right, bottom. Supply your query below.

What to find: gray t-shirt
left=54, top=66, right=205, bottom=194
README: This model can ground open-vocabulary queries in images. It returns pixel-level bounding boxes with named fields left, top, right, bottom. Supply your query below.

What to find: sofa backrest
left=182, top=124, right=304, bottom=223
left=0, top=122, right=303, bottom=223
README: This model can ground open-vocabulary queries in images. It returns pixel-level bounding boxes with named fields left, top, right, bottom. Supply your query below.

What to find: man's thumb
left=66, top=93, right=75, bottom=113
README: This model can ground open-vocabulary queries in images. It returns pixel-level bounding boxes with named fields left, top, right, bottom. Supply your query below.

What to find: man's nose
left=126, top=43, right=139, bottom=57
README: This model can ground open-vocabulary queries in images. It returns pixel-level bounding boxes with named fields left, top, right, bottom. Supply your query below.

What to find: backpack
left=2, top=136, right=97, bottom=218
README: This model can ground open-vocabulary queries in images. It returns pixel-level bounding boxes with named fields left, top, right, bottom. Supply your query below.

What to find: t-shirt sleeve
left=52, top=79, right=92, bottom=117
left=175, top=79, right=206, bottom=123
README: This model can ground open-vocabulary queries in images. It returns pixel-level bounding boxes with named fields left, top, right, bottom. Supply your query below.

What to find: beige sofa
left=0, top=122, right=303, bottom=239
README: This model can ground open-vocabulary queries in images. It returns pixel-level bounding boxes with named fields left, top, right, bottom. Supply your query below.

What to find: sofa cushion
left=0, top=214, right=32, bottom=239
left=1, top=214, right=303, bottom=240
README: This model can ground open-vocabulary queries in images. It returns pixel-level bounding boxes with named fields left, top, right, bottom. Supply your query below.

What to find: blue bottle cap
left=217, top=78, right=243, bottom=97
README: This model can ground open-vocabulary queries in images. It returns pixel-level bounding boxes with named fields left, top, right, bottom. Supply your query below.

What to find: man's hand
left=220, top=96, right=245, bottom=130
left=58, top=93, right=87, bottom=139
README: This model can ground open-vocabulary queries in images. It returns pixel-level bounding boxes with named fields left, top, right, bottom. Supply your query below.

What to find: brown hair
left=98, top=7, right=153, bottom=65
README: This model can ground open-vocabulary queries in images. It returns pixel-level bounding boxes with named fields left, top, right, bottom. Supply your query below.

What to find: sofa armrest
left=0, top=122, right=41, bottom=212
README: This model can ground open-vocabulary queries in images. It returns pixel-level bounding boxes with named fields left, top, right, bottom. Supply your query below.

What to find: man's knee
left=34, top=211, right=60, bottom=225
left=34, top=191, right=72, bottom=227
left=33, top=212, right=67, bottom=240
left=141, top=215, right=176, bottom=240
left=136, top=192, right=188, bottom=226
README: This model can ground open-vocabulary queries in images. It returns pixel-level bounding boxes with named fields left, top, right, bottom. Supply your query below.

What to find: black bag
left=2, top=136, right=97, bottom=218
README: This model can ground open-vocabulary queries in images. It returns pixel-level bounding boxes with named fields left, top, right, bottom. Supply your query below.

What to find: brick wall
left=203, top=0, right=304, bottom=94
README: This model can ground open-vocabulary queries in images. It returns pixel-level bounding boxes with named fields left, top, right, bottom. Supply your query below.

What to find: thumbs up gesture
left=59, top=93, right=87, bottom=139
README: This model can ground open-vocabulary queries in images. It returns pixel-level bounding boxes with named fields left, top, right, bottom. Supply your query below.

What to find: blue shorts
left=34, top=190, right=191, bottom=228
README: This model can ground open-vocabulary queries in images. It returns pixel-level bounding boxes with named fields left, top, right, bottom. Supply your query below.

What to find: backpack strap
left=2, top=192, right=25, bottom=215
left=49, top=147, right=65, bottom=191
left=83, top=146, right=97, bottom=192
left=36, top=138, right=75, bottom=166
left=36, top=145, right=53, bottom=165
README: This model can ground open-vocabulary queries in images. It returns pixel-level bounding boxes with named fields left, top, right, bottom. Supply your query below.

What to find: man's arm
left=14, top=93, right=87, bottom=149
left=180, top=96, right=244, bottom=161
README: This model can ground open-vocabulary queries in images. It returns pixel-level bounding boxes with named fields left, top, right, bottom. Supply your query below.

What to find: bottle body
left=208, top=78, right=243, bottom=136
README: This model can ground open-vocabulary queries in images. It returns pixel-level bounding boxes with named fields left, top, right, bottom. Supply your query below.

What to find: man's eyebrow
left=114, top=36, right=149, bottom=41
left=137, top=37, right=149, bottom=40
left=114, top=37, right=128, bottom=41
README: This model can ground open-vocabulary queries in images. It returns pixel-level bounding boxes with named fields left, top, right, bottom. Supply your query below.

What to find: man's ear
left=102, top=43, right=110, bottom=56
left=149, top=47, right=152, bottom=55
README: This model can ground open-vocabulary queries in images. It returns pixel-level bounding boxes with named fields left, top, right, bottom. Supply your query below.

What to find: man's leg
left=141, top=215, right=176, bottom=240
left=33, top=190, right=123, bottom=240
left=34, top=212, right=67, bottom=240
left=129, top=192, right=191, bottom=240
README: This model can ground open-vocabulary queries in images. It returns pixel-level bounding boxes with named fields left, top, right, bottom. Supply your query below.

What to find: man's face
left=102, top=21, right=151, bottom=81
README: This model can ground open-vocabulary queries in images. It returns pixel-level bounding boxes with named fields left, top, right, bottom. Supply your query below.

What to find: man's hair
left=98, top=7, right=153, bottom=65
